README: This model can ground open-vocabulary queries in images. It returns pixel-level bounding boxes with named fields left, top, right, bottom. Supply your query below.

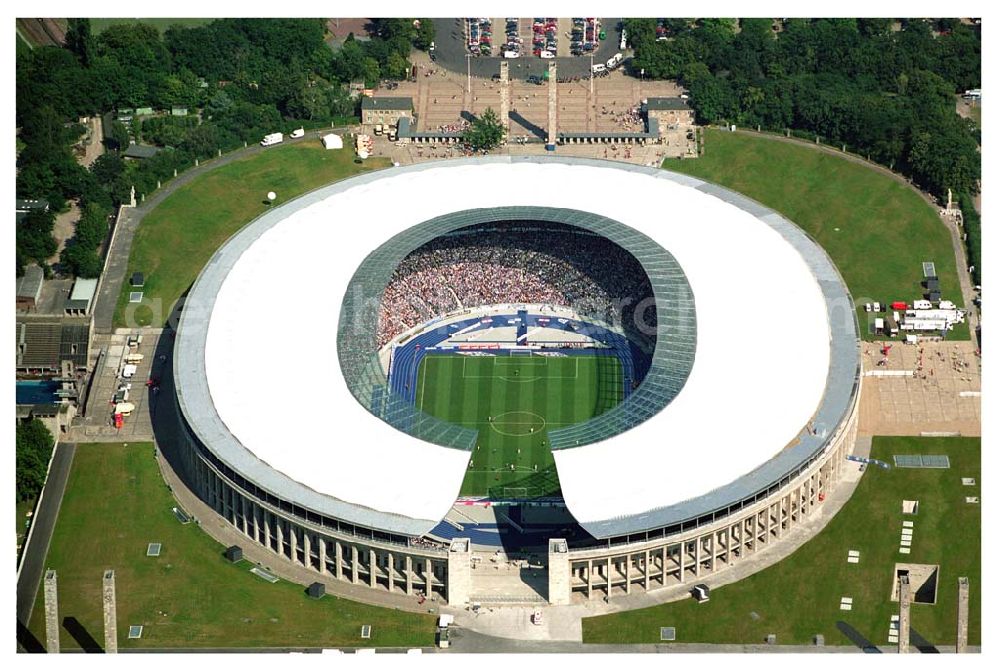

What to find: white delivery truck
left=260, top=132, right=283, bottom=147
left=290, top=128, right=305, bottom=138
left=606, top=52, right=624, bottom=69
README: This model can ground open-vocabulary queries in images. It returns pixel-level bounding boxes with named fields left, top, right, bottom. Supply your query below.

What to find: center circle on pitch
left=490, top=411, right=547, bottom=437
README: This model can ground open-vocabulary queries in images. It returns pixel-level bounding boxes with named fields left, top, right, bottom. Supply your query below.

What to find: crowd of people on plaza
left=436, top=119, right=471, bottom=134
left=377, top=222, right=655, bottom=347
left=599, top=103, right=644, bottom=132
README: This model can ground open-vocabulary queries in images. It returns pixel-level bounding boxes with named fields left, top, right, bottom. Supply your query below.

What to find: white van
left=912, top=299, right=933, bottom=310
left=606, top=52, right=624, bottom=69
left=260, top=132, right=283, bottom=147
left=591, top=63, right=606, bottom=74
left=290, top=128, right=305, bottom=138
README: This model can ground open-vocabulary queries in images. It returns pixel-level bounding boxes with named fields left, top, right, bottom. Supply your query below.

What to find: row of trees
left=958, top=192, right=981, bottom=287
left=16, top=420, right=55, bottom=502
left=625, top=18, right=980, bottom=198
left=16, top=18, right=435, bottom=277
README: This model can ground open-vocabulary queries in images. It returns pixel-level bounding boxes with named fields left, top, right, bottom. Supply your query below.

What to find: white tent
left=321, top=133, right=343, bottom=150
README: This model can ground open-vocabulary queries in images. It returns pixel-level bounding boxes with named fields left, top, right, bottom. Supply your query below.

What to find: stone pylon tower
left=898, top=575, right=911, bottom=654
left=546, top=61, right=557, bottom=149
left=548, top=539, right=570, bottom=605
left=102, top=570, right=118, bottom=653
left=957, top=577, right=969, bottom=653
left=446, top=538, right=471, bottom=606
left=43, top=570, right=59, bottom=653
left=499, top=61, right=510, bottom=139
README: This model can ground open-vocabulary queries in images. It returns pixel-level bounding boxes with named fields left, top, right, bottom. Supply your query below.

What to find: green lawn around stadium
left=114, top=142, right=389, bottom=328
left=415, top=353, right=624, bottom=498
left=26, top=443, right=436, bottom=650
left=582, top=435, right=981, bottom=647
left=664, top=130, right=966, bottom=341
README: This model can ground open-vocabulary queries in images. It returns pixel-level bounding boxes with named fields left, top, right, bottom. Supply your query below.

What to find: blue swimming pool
left=16, top=380, right=61, bottom=405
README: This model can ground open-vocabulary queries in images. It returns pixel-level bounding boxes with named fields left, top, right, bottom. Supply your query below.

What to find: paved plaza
left=71, top=328, right=166, bottom=442
left=373, top=50, right=693, bottom=162
left=858, top=340, right=981, bottom=436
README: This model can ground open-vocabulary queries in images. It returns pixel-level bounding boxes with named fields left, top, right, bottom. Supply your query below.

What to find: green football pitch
left=414, top=353, right=624, bottom=498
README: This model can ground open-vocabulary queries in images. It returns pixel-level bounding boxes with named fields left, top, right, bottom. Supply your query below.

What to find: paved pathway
left=16, top=443, right=77, bottom=630
left=442, top=628, right=975, bottom=653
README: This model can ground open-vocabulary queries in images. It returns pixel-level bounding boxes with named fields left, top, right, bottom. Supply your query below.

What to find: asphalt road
left=16, top=443, right=77, bottom=637
left=431, top=18, right=624, bottom=81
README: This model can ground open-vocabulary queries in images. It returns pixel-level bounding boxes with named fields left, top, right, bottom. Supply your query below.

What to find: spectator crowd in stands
left=377, top=222, right=655, bottom=348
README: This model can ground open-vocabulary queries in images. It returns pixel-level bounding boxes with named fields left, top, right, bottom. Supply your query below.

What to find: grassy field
left=664, top=130, right=964, bottom=341
left=416, top=353, right=623, bottom=498
left=90, top=18, right=217, bottom=34
left=115, top=143, right=389, bottom=328
left=26, top=443, right=436, bottom=651
left=582, top=435, right=981, bottom=647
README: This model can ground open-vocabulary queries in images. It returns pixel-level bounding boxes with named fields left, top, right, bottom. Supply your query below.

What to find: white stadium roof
left=176, top=158, right=856, bottom=538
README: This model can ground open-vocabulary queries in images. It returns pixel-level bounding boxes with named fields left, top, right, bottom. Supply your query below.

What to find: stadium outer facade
left=170, top=157, right=861, bottom=606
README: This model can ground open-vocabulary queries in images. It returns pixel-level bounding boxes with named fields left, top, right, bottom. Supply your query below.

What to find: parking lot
left=431, top=18, right=623, bottom=81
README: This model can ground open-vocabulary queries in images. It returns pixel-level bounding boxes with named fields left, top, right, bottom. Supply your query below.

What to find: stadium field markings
left=459, top=356, right=580, bottom=382
left=488, top=411, right=546, bottom=437
left=416, top=358, right=430, bottom=414
left=493, top=356, right=549, bottom=366
left=414, top=352, right=624, bottom=496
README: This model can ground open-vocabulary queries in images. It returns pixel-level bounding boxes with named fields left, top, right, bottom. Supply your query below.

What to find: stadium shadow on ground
left=149, top=329, right=187, bottom=496
left=17, top=620, right=45, bottom=653
left=835, top=621, right=881, bottom=653
left=492, top=504, right=592, bottom=555
left=909, top=628, right=941, bottom=654
left=63, top=616, right=103, bottom=653
left=484, top=465, right=561, bottom=500
left=508, top=111, right=546, bottom=139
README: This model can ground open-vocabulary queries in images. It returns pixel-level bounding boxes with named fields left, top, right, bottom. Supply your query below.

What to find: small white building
left=322, top=134, right=343, bottom=150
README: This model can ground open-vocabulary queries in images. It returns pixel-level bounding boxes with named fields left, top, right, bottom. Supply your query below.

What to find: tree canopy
left=16, top=419, right=55, bottom=501
left=625, top=17, right=980, bottom=198
left=463, top=107, right=505, bottom=151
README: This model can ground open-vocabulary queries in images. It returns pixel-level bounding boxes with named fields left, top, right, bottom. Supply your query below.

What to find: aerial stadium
left=171, top=157, right=861, bottom=606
